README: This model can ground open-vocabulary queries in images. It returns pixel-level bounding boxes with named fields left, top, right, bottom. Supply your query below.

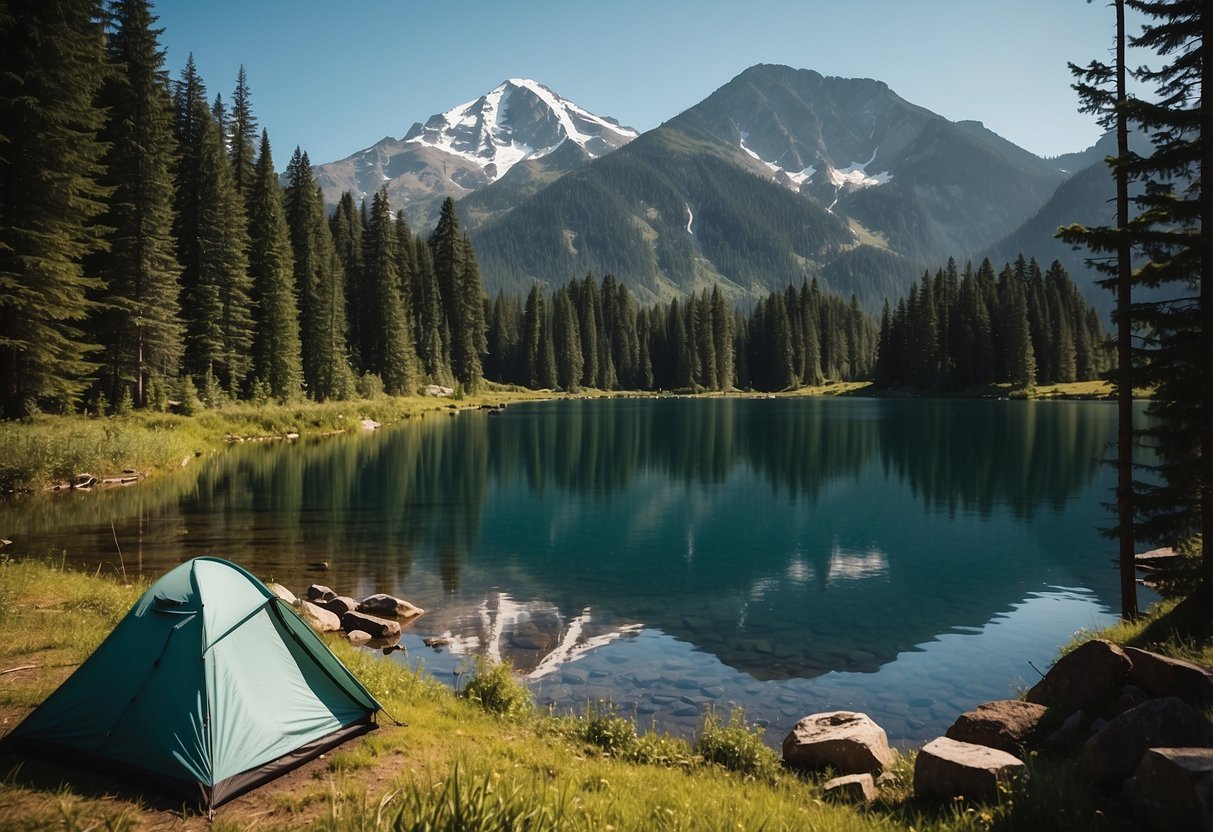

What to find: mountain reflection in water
left=1, top=397, right=1141, bottom=741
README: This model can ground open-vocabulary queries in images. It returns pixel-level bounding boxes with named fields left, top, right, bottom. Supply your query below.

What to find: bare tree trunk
left=1201, top=4, right=1213, bottom=596
left=1115, top=0, right=1138, bottom=619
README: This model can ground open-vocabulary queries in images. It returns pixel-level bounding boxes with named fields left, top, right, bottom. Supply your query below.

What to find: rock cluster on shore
left=266, top=581, right=425, bottom=651
left=779, top=638, right=1213, bottom=828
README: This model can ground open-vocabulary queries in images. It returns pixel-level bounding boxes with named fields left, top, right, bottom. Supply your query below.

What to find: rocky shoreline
left=777, top=637, right=1213, bottom=829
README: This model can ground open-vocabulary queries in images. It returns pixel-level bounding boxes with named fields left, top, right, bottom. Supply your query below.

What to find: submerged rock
left=341, top=610, right=401, bottom=639
left=358, top=593, right=425, bottom=620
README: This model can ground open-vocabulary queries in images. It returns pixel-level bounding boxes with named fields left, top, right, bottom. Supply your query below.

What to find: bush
left=356, top=372, right=384, bottom=399
left=458, top=657, right=532, bottom=718
left=693, top=708, right=781, bottom=781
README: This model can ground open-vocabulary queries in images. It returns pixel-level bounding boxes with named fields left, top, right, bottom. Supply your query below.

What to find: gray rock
left=306, top=584, right=337, bottom=602
left=266, top=582, right=297, bottom=606
left=323, top=595, right=359, bottom=615
left=1082, top=696, right=1213, bottom=787
left=913, top=736, right=1025, bottom=802
left=341, top=610, right=402, bottom=639
left=945, top=700, right=1049, bottom=757
left=1026, top=639, right=1131, bottom=712
left=782, top=711, right=894, bottom=775
left=358, top=593, right=425, bottom=620
left=1124, top=747, right=1213, bottom=832
left=347, top=630, right=372, bottom=646
left=1043, top=710, right=1088, bottom=752
left=1125, top=646, right=1213, bottom=709
left=298, top=600, right=341, bottom=632
left=821, top=773, right=878, bottom=803
left=1115, top=684, right=1152, bottom=715
left=359, top=419, right=380, bottom=431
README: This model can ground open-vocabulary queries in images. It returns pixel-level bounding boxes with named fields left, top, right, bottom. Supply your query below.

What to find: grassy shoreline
left=0, top=559, right=1177, bottom=831
left=0, top=380, right=1119, bottom=494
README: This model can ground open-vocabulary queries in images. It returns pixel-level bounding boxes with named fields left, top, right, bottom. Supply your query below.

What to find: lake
left=0, top=396, right=1150, bottom=746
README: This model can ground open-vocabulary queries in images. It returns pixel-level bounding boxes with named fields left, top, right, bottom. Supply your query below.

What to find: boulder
left=323, top=595, right=359, bottom=615
left=821, top=773, right=878, bottom=803
left=1124, top=747, right=1213, bottom=832
left=1082, top=696, right=1213, bottom=787
left=298, top=600, right=341, bottom=632
left=360, top=419, right=380, bottom=431
left=358, top=593, right=424, bottom=620
left=945, top=700, right=1049, bottom=757
left=782, top=711, right=894, bottom=775
left=341, top=610, right=401, bottom=639
left=1125, top=646, right=1213, bottom=709
left=424, top=384, right=453, bottom=397
left=1042, top=710, right=1088, bottom=752
left=266, top=582, right=297, bottom=606
left=306, top=584, right=337, bottom=602
left=1026, top=639, right=1131, bottom=712
left=913, top=737, right=1025, bottom=802
left=347, top=630, right=372, bottom=647
left=1115, top=684, right=1152, bottom=715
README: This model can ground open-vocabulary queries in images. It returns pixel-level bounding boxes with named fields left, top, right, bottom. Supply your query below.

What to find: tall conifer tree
left=0, top=0, right=110, bottom=417
left=247, top=131, right=302, bottom=399
left=90, top=0, right=182, bottom=408
left=364, top=188, right=419, bottom=394
left=228, top=65, right=257, bottom=198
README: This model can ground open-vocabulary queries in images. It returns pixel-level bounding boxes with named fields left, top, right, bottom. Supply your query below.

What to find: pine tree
left=330, top=190, right=366, bottom=370
left=0, top=0, right=110, bottom=417
left=579, top=274, right=600, bottom=389
left=522, top=284, right=546, bottom=388
left=711, top=286, right=734, bottom=390
left=551, top=285, right=583, bottom=391
left=176, top=88, right=254, bottom=392
left=412, top=238, right=448, bottom=383
left=247, top=130, right=302, bottom=399
left=455, top=235, right=488, bottom=388
left=228, top=65, right=257, bottom=199
left=363, top=187, right=419, bottom=394
left=89, top=0, right=182, bottom=408
left=1121, top=0, right=1211, bottom=581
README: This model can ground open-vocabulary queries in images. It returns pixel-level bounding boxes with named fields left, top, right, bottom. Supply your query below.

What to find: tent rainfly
left=3, top=557, right=381, bottom=811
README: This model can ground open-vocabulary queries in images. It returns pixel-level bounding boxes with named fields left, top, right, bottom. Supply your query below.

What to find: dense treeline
left=0, top=0, right=493, bottom=417
left=874, top=255, right=1111, bottom=391
left=0, top=0, right=879, bottom=417
left=486, top=275, right=875, bottom=393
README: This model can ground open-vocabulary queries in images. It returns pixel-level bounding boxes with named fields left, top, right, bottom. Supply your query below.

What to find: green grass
left=0, top=559, right=1164, bottom=831
left=0, top=386, right=557, bottom=493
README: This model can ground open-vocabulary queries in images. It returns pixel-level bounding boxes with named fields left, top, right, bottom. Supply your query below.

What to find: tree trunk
left=1115, top=0, right=1138, bottom=619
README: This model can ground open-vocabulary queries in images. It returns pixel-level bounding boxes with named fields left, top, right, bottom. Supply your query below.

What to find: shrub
left=693, top=707, right=781, bottom=781
left=356, top=372, right=384, bottom=399
left=458, top=657, right=532, bottom=718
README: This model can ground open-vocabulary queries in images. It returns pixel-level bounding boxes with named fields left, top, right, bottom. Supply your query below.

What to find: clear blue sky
left=153, top=0, right=1144, bottom=166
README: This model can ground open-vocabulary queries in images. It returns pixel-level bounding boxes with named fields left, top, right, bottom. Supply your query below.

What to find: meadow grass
left=2, top=560, right=1172, bottom=830
left=0, top=386, right=556, bottom=493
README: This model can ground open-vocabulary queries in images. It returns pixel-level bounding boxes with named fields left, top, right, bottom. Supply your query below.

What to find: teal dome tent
left=3, top=557, right=380, bottom=811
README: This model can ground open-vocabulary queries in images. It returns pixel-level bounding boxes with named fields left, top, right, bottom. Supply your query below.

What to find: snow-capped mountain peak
left=403, top=78, right=638, bottom=181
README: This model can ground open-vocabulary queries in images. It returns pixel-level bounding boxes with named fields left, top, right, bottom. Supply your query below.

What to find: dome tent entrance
left=4, top=557, right=380, bottom=811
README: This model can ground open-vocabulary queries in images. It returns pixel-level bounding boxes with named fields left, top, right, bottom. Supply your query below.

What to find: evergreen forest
left=0, top=0, right=1117, bottom=421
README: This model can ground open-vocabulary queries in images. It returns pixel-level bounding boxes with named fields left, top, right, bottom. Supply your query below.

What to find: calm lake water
left=1, top=397, right=1151, bottom=746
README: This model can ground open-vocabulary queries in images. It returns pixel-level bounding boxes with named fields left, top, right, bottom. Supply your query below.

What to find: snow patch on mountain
left=738, top=132, right=814, bottom=187
left=739, top=132, right=892, bottom=195
left=404, top=79, right=638, bottom=182
left=826, top=147, right=893, bottom=188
